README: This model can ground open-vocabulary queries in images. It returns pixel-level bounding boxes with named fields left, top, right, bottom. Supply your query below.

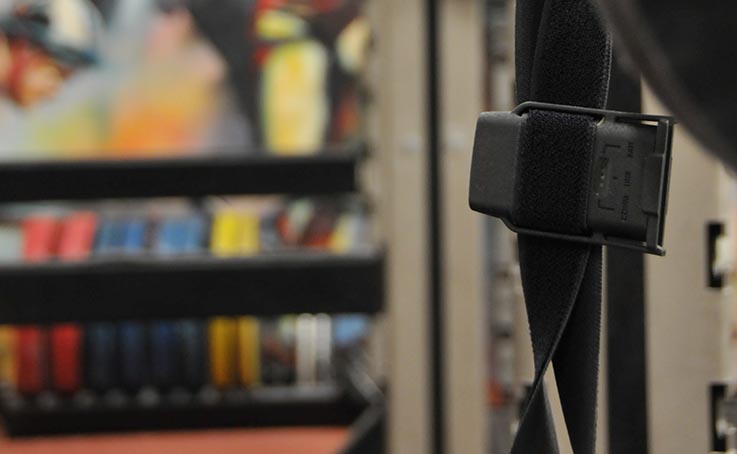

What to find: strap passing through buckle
left=469, top=101, right=675, bottom=255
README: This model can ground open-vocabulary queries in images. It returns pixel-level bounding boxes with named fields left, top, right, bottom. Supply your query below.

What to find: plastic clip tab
left=469, top=101, right=675, bottom=255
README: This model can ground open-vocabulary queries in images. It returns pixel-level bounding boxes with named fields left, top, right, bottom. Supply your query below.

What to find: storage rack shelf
left=0, top=144, right=364, bottom=202
left=0, top=249, right=384, bottom=324
left=0, top=145, right=382, bottom=436
left=0, top=386, right=363, bottom=437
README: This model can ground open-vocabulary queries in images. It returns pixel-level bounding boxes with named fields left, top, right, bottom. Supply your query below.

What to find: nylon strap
left=511, top=0, right=611, bottom=453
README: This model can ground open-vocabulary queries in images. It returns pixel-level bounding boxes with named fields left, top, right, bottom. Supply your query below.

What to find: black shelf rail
left=0, top=249, right=384, bottom=324
left=0, top=144, right=365, bottom=202
left=0, top=386, right=363, bottom=437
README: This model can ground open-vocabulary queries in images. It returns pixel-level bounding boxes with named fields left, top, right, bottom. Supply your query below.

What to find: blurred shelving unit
left=0, top=143, right=384, bottom=437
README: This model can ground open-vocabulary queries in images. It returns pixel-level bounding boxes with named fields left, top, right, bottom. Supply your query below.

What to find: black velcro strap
left=514, top=237, right=601, bottom=454
left=516, top=0, right=612, bottom=108
left=511, top=0, right=611, bottom=453
left=513, top=110, right=597, bottom=234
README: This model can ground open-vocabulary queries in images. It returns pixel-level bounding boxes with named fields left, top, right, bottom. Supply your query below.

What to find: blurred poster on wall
left=0, top=0, right=370, bottom=160
left=191, top=0, right=370, bottom=155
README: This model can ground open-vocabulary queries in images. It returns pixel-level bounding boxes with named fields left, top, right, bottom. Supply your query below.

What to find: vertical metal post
left=606, top=51, right=649, bottom=454
left=426, top=0, right=445, bottom=452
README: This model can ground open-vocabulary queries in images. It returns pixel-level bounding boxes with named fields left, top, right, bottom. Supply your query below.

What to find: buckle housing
left=469, top=101, right=675, bottom=255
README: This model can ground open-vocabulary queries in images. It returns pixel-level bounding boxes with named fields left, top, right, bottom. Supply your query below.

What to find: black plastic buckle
left=469, top=101, right=675, bottom=256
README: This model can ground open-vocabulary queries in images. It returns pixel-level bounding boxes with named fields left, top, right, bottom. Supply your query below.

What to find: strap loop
left=513, top=109, right=596, bottom=235
left=516, top=0, right=609, bottom=453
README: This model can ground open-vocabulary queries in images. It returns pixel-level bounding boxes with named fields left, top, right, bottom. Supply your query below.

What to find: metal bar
left=426, top=0, right=445, bottom=452
left=606, top=49, right=649, bottom=454
left=0, top=250, right=385, bottom=323
left=0, top=144, right=364, bottom=202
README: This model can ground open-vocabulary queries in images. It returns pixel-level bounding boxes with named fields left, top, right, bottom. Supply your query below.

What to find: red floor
left=0, top=427, right=348, bottom=454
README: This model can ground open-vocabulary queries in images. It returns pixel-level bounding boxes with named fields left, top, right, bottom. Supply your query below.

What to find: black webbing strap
left=511, top=0, right=611, bottom=453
